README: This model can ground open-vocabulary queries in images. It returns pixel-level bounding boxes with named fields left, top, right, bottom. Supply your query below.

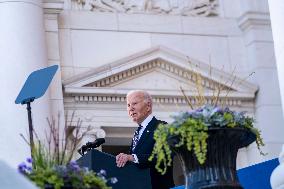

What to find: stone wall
left=42, top=0, right=284, bottom=170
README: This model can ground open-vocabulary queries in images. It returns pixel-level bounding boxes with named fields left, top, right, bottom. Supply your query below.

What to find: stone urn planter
left=45, top=183, right=73, bottom=189
left=45, top=184, right=101, bottom=189
left=168, top=127, right=256, bottom=189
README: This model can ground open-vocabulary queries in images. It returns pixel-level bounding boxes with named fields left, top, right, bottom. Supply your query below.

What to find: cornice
left=43, top=0, right=64, bottom=14
left=238, top=11, right=271, bottom=31
left=84, top=59, right=230, bottom=91
left=63, top=46, right=258, bottom=94
left=65, top=88, right=255, bottom=98
left=63, top=46, right=258, bottom=106
left=65, top=92, right=251, bottom=107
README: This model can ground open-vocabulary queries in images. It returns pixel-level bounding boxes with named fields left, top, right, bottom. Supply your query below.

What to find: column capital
left=238, top=12, right=271, bottom=32
left=0, top=0, right=42, bottom=6
left=43, top=0, right=64, bottom=14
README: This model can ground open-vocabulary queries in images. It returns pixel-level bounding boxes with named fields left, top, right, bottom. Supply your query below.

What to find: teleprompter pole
left=24, top=98, right=35, bottom=160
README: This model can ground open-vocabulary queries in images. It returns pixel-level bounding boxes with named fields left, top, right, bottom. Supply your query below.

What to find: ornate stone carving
left=73, top=94, right=243, bottom=107
left=63, top=46, right=258, bottom=110
left=71, top=0, right=218, bottom=16
left=84, top=60, right=230, bottom=91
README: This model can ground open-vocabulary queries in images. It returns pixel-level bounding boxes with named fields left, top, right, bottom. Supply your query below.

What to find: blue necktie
left=132, top=125, right=143, bottom=151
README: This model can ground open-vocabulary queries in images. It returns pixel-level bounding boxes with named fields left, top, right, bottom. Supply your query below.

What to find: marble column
left=268, top=0, right=284, bottom=117
left=238, top=0, right=284, bottom=167
left=0, top=0, right=51, bottom=167
left=268, top=1, right=284, bottom=188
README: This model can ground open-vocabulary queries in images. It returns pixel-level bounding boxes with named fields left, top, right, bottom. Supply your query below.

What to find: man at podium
left=116, top=90, right=175, bottom=189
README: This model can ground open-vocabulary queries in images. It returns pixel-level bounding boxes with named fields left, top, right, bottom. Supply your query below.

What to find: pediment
left=63, top=46, right=258, bottom=104
left=110, top=69, right=200, bottom=90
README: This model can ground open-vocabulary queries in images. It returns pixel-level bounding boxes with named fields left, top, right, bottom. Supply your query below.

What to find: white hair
left=126, top=90, right=153, bottom=105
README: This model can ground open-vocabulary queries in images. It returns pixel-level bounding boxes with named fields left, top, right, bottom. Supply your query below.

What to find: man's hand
left=116, top=153, right=134, bottom=167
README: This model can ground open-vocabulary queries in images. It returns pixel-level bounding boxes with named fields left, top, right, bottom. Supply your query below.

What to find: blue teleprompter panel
left=15, top=65, right=58, bottom=104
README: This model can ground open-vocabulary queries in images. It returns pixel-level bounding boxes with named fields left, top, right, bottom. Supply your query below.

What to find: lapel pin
left=146, top=130, right=149, bottom=133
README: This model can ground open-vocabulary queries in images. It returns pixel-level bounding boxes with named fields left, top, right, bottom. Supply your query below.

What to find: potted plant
left=18, top=112, right=117, bottom=189
left=149, top=72, right=265, bottom=189
left=18, top=157, right=116, bottom=189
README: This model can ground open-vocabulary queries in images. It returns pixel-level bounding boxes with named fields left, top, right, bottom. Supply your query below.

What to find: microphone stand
left=78, top=139, right=105, bottom=156
left=78, top=142, right=94, bottom=156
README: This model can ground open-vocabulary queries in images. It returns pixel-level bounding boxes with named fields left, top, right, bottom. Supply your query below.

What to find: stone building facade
left=1, top=1, right=284, bottom=183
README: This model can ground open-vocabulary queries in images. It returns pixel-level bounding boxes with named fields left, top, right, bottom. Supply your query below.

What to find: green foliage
left=149, top=118, right=209, bottom=174
left=149, top=124, right=172, bottom=175
left=83, top=171, right=112, bottom=189
left=149, top=105, right=265, bottom=174
left=21, top=142, right=114, bottom=189
left=32, top=143, right=55, bottom=170
left=19, top=156, right=112, bottom=189
left=243, top=117, right=266, bottom=155
left=28, top=167, right=64, bottom=189
left=19, top=112, right=115, bottom=189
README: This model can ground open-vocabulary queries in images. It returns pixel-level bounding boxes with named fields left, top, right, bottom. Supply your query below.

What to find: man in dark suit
left=116, top=90, right=175, bottom=189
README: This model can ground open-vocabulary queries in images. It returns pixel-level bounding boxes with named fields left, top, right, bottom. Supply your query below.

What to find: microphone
left=78, top=138, right=105, bottom=156
left=85, top=138, right=105, bottom=149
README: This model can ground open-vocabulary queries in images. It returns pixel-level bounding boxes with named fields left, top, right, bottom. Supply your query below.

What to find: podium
left=77, top=149, right=152, bottom=189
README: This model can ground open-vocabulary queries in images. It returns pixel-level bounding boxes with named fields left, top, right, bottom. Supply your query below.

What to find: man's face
left=127, top=92, right=151, bottom=124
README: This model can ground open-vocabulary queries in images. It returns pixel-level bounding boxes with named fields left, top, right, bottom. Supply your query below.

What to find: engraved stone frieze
left=71, top=0, right=218, bottom=16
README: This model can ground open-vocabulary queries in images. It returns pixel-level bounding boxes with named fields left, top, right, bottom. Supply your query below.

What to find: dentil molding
left=63, top=46, right=258, bottom=107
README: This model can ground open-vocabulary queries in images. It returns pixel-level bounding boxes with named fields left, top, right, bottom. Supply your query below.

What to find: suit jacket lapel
left=133, top=117, right=157, bottom=152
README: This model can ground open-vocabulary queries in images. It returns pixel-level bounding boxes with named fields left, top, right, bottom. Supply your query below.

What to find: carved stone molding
left=238, top=12, right=271, bottom=31
left=84, top=59, right=230, bottom=91
left=63, top=45, right=257, bottom=111
left=64, top=46, right=258, bottom=95
left=43, top=0, right=65, bottom=14
left=71, top=0, right=218, bottom=16
left=72, top=94, right=244, bottom=106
